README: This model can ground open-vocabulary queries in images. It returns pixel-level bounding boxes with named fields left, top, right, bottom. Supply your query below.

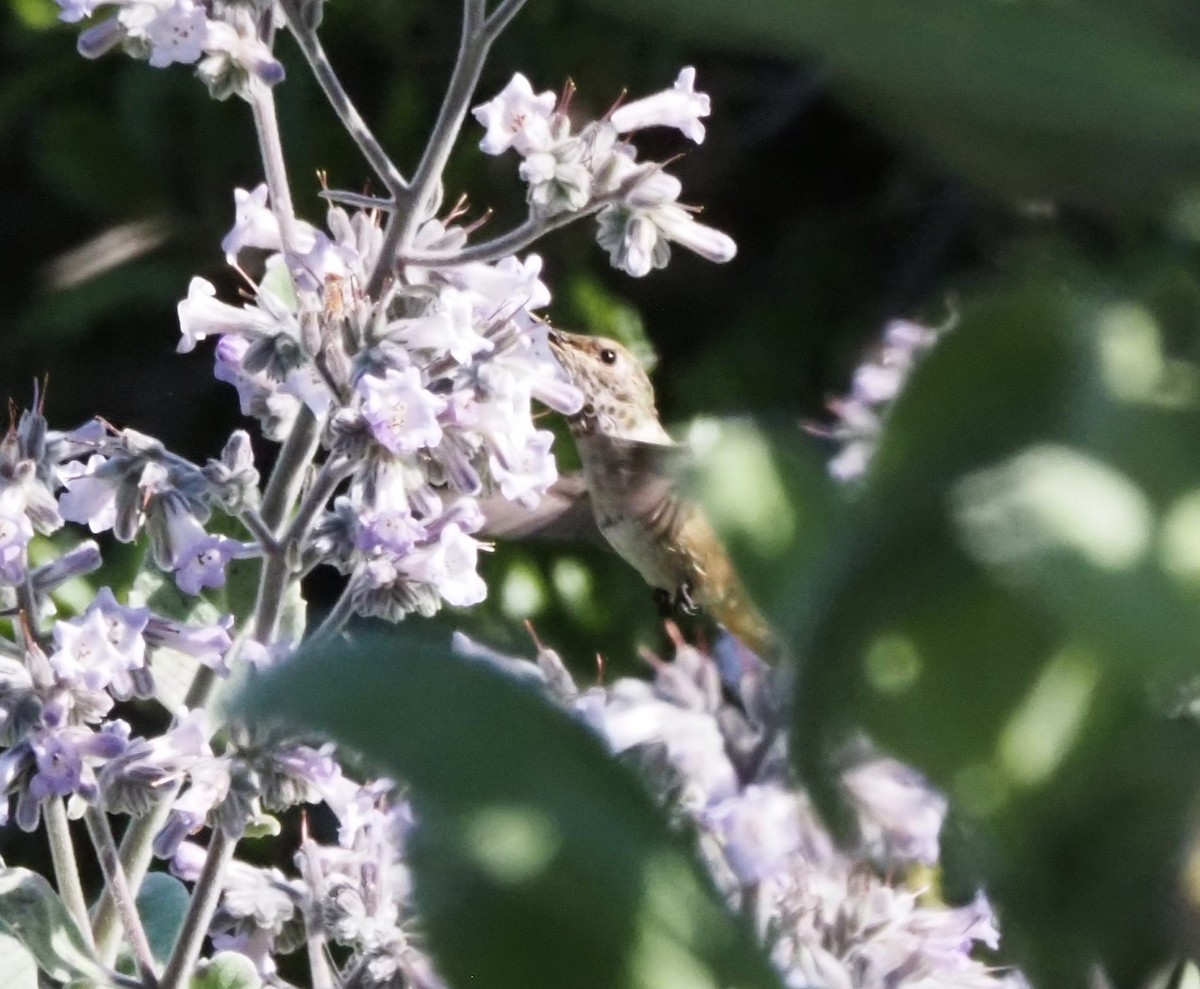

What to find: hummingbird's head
left=546, top=329, right=662, bottom=439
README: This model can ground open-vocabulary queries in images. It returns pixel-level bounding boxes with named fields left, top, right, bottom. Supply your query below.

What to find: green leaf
left=776, top=261, right=1200, bottom=985
left=135, top=872, right=189, bottom=967
left=591, top=0, right=1200, bottom=214
left=0, top=932, right=38, bottom=989
left=685, top=418, right=837, bottom=646
left=0, top=867, right=113, bottom=985
left=236, top=633, right=783, bottom=989
left=190, top=951, right=263, bottom=989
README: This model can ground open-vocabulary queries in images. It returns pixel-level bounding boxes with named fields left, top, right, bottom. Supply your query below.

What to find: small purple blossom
left=173, top=531, right=253, bottom=595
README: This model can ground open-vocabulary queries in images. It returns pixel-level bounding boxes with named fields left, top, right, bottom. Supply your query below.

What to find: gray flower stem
left=278, top=0, right=409, bottom=197
left=84, top=806, right=159, bottom=987
left=260, top=408, right=321, bottom=533
left=44, top=797, right=94, bottom=950
left=93, top=642, right=222, bottom=966
left=253, top=454, right=352, bottom=645
left=249, top=78, right=302, bottom=259
left=305, top=576, right=358, bottom=646
left=157, top=828, right=238, bottom=989
left=398, top=201, right=610, bottom=267
left=367, top=0, right=524, bottom=298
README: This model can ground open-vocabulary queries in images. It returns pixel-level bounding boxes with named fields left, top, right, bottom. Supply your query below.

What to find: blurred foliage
left=238, top=635, right=783, bottom=989
left=9, top=0, right=1200, bottom=984
left=693, top=255, right=1200, bottom=986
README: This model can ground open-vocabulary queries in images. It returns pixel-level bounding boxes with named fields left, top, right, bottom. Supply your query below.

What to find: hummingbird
left=529, top=328, right=777, bottom=659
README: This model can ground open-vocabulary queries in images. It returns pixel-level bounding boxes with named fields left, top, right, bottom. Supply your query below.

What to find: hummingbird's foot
left=676, top=580, right=699, bottom=615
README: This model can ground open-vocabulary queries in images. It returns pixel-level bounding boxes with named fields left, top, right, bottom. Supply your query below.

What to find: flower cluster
left=814, top=318, right=942, bottom=482
left=553, top=628, right=1020, bottom=989
left=55, top=0, right=282, bottom=95
left=183, top=182, right=584, bottom=620
left=0, top=405, right=237, bottom=832
left=186, top=626, right=1023, bottom=989
left=471, top=69, right=737, bottom=277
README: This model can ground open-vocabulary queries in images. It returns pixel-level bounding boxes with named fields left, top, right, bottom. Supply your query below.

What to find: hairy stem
left=249, top=78, right=301, bottom=257
left=44, top=797, right=94, bottom=949
left=260, top=408, right=321, bottom=533
left=254, top=455, right=351, bottom=644
left=366, top=0, right=494, bottom=298
left=306, top=577, right=358, bottom=646
left=158, top=829, right=238, bottom=989
left=85, top=807, right=159, bottom=987
left=399, top=201, right=609, bottom=267
left=278, top=0, right=409, bottom=197
left=93, top=659, right=222, bottom=964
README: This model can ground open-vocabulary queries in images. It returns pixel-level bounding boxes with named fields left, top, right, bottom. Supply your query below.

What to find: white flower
left=610, top=67, right=711, bottom=144
left=221, top=184, right=293, bottom=262
left=119, top=0, right=210, bottom=68
left=176, top=277, right=281, bottom=354
left=472, top=73, right=557, bottom=156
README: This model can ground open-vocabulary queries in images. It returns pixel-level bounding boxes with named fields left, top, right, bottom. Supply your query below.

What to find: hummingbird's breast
left=575, top=433, right=697, bottom=594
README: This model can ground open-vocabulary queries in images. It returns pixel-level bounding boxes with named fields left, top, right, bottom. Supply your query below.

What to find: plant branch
left=306, top=577, right=358, bottom=647
left=398, top=201, right=610, bottom=267
left=240, top=509, right=281, bottom=555
left=253, top=455, right=351, bottom=644
left=94, top=661, right=222, bottom=965
left=278, top=0, right=409, bottom=197
left=260, top=408, right=321, bottom=533
left=44, top=797, right=93, bottom=949
left=248, top=79, right=302, bottom=258
left=483, top=0, right=528, bottom=41
left=158, top=829, right=238, bottom=989
left=366, top=0, right=493, bottom=298
left=84, top=806, right=159, bottom=987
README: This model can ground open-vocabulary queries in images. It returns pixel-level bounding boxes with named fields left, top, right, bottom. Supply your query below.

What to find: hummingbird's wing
left=578, top=435, right=692, bottom=535
left=474, top=472, right=606, bottom=544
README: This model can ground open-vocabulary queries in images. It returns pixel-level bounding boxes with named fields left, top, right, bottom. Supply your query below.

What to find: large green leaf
left=0, top=867, right=113, bottom=986
left=723, top=258, right=1200, bottom=985
left=236, top=633, right=782, bottom=989
left=591, top=0, right=1200, bottom=214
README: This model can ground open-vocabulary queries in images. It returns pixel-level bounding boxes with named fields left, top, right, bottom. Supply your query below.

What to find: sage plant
left=0, top=1, right=1020, bottom=987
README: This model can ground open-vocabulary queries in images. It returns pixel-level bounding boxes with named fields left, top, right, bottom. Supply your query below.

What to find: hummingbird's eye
left=599, top=348, right=618, bottom=365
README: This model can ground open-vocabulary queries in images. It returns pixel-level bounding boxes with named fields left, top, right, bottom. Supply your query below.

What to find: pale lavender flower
left=2, top=721, right=130, bottom=829
left=400, top=523, right=487, bottom=608
left=214, top=336, right=305, bottom=440
left=173, top=531, right=253, bottom=595
left=596, top=199, right=736, bottom=277
left=0, top=490, right=34, bottom=584
left=99, top=708, right=211, bottom=816
left=576, top=679, right=738, bottom=809
left=384, top=288, right=494, bottom=365
left=143, top=613, right=235, bottom=676
left=154, top=754, right=232, bottom=856
left=488, top=428, right=556, bottom=509
left=358, top=367, right=446, bottom=456
left=177, top=276, right=285, bottom=354
left=842, top=754, right=948, bottom=867
left=48, top=589, right=149, bottom=700
left=704, top=785, right=808, bottom=885
left=814, top=317, right=942, bottom=481
left=220, top=184, right=313, bottom=262
left=125, top=0, right=209, bottom=68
